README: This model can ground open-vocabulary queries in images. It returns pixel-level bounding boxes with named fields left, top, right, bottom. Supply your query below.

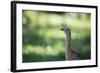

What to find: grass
left=23, top=45, right=66, bottom=62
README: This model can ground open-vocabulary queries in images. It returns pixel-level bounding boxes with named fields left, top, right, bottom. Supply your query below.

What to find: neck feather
left=65, top=30, right=72, bottom=60
left=66, top=30, right=71, bottom=49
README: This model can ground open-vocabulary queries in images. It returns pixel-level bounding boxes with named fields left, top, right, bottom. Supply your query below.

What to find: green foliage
left=22, top=10, right=91, bottom=62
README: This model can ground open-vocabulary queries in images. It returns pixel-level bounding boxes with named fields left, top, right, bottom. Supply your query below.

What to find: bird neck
left=65, top=30, right=72, bottom=60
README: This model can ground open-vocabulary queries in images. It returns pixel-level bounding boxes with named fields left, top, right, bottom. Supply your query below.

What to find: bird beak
left=60, top=28, right=64, bottom=31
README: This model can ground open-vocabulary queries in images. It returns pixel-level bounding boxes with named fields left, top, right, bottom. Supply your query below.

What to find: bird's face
left=60, top=24, right=69, bottom=33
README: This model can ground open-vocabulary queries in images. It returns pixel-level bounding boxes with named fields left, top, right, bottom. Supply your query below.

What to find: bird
left=60, top=24, right=81, bottom=60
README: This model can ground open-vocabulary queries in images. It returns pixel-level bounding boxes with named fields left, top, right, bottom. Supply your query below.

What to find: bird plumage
left=60, top=24, right=81, bottom=60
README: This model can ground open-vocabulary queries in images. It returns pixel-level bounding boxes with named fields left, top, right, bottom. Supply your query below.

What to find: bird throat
left=65, top=30, right=72, bottom=60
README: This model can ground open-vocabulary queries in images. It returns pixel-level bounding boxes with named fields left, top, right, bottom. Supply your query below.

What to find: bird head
left=60, top=24, right=70, bottom=33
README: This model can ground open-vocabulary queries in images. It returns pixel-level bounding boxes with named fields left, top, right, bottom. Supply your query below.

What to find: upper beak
left=60, top=28, right=64, bottom=31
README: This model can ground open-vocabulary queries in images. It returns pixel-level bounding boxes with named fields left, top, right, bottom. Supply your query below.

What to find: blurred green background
left=22, top=10, right=91, bottom=63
